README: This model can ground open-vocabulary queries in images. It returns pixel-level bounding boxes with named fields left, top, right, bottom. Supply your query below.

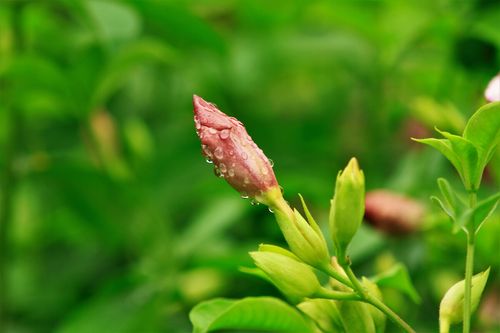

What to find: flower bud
left=273, top=201, right=330, bottom=269
left=361, top=277, right=386, bottom=333
left=297, top=299, right=344, bottom=333
left=485, top=73, right=500, bottom=102
left=329, top=158, right=365, bottom=262
left=193, top=95, right=278, bottom=204
left=439, top=268, right=490, bottom=333
left=250, top=250, right=321, bottom=300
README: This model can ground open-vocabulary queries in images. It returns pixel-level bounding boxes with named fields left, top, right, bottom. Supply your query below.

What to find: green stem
left=343, top=265, right=416, bottom=333
left=315, top=287, right=360, bottom=301
left=463, top=192, right=477, bottom=333
left=321, top=263, right=354, bottom=288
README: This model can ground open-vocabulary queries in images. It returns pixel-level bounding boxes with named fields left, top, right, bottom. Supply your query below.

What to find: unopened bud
left=329, top=158, right=365, bottom=262
left=250, top=251, right=321, bottom=300
left=273, top=204, right=330, bottom=269
left=297, top=299, right=344, bottom=332
left=439, top=268, right=490, bottom=332
left=193, top=95, right=279, bottom=204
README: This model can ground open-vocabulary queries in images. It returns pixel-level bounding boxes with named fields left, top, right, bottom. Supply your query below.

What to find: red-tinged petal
left=193, top=95, right=278, bottom=199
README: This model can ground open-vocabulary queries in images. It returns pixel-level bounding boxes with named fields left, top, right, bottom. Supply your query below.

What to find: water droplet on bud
left=261, top=167, right=268, bottom=175
left=228, top=169, right=235, bottom=177
left=268, top=158, right=274, bottom=167
left=214, top=166, right=224, bottom=178
left=279, top=186, right=284, bottom=195
left=241, top=152, right=248, bottom=160
left=219, top=163, right=227, bottom=173
left=219, top=129, right=230, bottom=139
left=214, top=147, right=223, bottom=159
left=208, top=128, right=217, bottom=134
left=268, top=207, right=274, bottom=213
left=250, top=199, right=260, bottom=206
left=241, top=193, right=249, bottom=199
left=206, top=158, right=213, bottom=164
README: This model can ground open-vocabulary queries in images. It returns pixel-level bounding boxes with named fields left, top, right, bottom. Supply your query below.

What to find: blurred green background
left=0, top=0, right=499, bottom=332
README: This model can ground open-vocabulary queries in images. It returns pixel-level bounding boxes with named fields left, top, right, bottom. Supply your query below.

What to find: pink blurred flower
left=364, top=190, right=425, bottom=235
left=193, top=95, right=278, bottom=199
left=485, top=73, right=500, bottom=102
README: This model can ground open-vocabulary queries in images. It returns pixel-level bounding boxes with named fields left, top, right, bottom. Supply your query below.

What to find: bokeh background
left=0, top=0, right=499, bottom=332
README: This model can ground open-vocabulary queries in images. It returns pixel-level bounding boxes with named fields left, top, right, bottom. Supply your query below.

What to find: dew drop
left=228, top=169, right=235, bottom=177
left=214, top=147, right=223, bottom=159
left=261, top=167, right=268, bottom=175
left=241, top=193, right=249, bottom=199
left=214, top=166, right=224, bottom=178
left=241, top=151, right=248, bottom=160
left=194, top=119, right=201, bottom=130
left=268, top=207, right=274, bottom=213
left=206, top=158, right=213, bottom=164
left=208, top=128, right=217, bottom=135
left=279, top=186, right=284, bottom=195
left=250, top=199, right=260, bottom=206
left=229, top=150, right=234, bottom=156
left=268, top=158, right=274, bottom=167
left=219, top=129, right=230, bottom=140
left=219, top=163, right=227, bottom=173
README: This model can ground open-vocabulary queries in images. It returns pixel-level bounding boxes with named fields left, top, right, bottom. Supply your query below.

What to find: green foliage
left=0, top=0, right=498, bottom=332
left=190, top=297, right=317, bottom=333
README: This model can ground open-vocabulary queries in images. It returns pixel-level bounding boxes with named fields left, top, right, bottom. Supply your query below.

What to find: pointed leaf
left=189, top=297, right=317, bottom=333
left=463, top=102, right=500, bottom=167
left=437, top=178, right=457, bottom=212
left=431, top=196, right=455, bottom=220
left=413, top=138, right=463, bottom=181
left=473, top=193, right=500, bottom=233
left=436, top=129, right=480, bottom=190
left=371, top=264, right=421, bottom=304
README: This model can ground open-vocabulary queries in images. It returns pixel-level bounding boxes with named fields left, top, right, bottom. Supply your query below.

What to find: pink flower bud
left=193, top=95, right=279, bottom=200
left=485, top=73, right=500, bottom=102
left=364, top=190, right=425, bottom=235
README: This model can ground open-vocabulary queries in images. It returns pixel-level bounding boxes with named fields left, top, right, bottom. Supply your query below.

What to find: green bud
left=250, top=251, right=321, bottom=300
left=338, top=300, right=376, bottom=333
left=258, top=244, right=299, bottom=260
left=439, top=268, right=490, bottom=333
left=273, top=197, right=330, bottom=269
left=298, top=299, right=344, bottom=333
left=362, top=277, right=386, bottom=333
left=329, top=158, right=365, bottom=262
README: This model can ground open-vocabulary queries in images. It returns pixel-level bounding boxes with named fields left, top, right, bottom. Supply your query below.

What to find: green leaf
left=463, top=102, right=500, bottom=168
left=436, top=129, right=480, bottom=190
left=85, top=0, right=140, bottom=43
left=189, top=297, right=317, bottom=333
left=371, top=264, right=421, bottom=304
left=412, top=138, right=463, bottom=181
left=93, top=38, right=176, bottom=106
left=437, top=178, right=457, bottom=213
left=473, top=192, right=500, bottom=233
